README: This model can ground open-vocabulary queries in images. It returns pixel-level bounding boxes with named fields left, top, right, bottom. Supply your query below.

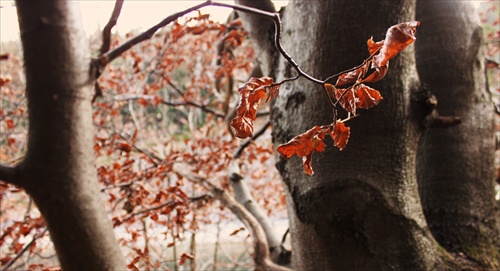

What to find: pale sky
left=0, top=0, right=288, bottom=42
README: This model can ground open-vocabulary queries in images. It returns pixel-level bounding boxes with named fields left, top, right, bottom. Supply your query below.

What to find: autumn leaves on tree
left=231, top=21, right=420, bottom=175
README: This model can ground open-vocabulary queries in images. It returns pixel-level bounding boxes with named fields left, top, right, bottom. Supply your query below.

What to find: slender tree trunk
left=14, top=1, right=126, bottom=270
left=415, top=1, right=500, bottom=268
left=269, top=0, right=443, bottom=269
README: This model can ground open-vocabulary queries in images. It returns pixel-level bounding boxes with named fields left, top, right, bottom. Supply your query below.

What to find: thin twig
left=113, top=93, right=226, bottom=119
left=234, top=121, right=271, bottom=158
left=99, top=0, right=125, bottom=56
left=100, top=180, right=134, bottom=192
left=122, top=200, right=182, bottom=223
left=115, top=132, right=162, bottom=165
left=0, top=228, right=49, bottom=271
left=281, top=228, right=289, bottom=245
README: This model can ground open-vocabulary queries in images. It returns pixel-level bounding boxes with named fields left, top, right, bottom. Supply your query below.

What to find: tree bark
left=269, top=0, right=443, bottom=269
left=234, top=0, right=277, bottom=78
left=415, top=1, right=500, bottom=268
left=14, top=1, right=126, bottom=270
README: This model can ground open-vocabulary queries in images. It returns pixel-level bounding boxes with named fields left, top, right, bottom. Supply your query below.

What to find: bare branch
left=99, top=0, right=125, bottom=56
left=228, top=162, right=291, bottom=266
left=115, top=132, right=162, bottom=165
left=0, top=228, right=49, bottom=271
left=113, top=93, right=226, bottom=119
left=172, top=163, right=292, bottom=271
left=234, top=121, right=271, bottom=159
left=122, top=199, right=182, bottom=223
left=96, top=0, right=211, bottom=69
left=0, top=163, right=21, bottom=187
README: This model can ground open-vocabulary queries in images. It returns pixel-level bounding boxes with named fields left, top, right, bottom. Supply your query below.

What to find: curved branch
left=96, top=0, right=211, bottom=69
left=228, top=162, right=291, bottom=266
left=99, top=0, right=125, bottom=55
left=172, top=163, right=292, bottom=271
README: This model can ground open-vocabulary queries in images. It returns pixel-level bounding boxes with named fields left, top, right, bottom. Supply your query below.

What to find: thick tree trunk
left=415, top=1, right=500, bottom=268
left=269, top=0, right=443, bottom=270
left=14, top=1, right=126, bottom=270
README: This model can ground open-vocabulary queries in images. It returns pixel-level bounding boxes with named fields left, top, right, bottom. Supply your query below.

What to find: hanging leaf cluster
left=231, top=21, right=420, bottom=175
left=230, top=77, right=279, bottom=138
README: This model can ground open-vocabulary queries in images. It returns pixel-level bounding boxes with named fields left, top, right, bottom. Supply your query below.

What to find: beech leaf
left=277, top=126, right=325, bottom=158
left=231, top=77, right=278, bottom=138
left=354, top=84, right=383, bottom=109
left=372, top=21, right=420, bottom=68
left=331, top=121, right=350, bottom=151
left=229, top=227, right=245, bottom=236
left=362, top=64, right=388, bottom=84
left=336, top=61, right=370, bottom=86
left=179, top=253, right=195, bottom=265
left=325, top=84, right=357, bottom=115
left=277, top=126, right=327, bottom=176
left=302, top=155, right=315, bottom=176
left=367, top=37, right=384, bottom=55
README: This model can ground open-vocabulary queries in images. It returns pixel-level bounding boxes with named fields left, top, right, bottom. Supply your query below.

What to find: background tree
left=415, top=0, right=500, bottom=267
left=0, top=0, right=127, bottom=270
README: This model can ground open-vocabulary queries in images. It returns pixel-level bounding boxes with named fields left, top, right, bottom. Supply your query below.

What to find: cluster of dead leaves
left=231, top=21, right=419, bottom=175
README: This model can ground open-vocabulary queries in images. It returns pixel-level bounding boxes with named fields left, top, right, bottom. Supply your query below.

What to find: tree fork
left=14, top=0, right=126, bottom=269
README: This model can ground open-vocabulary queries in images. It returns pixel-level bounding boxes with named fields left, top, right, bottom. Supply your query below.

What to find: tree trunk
left=14, top=1, right=126, bottom=270
left=270, top=0, right=443, bottom=270
left=415, top=1, right=500, bottom=268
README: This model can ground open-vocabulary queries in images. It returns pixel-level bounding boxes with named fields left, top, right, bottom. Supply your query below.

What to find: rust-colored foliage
left=331, top=121, right=350, bottom=151
left=372, top=21, right=419, bottom=68
left=276, top=122, right=351, bottom=176
left=179, top=253, right=195, bottom=265
left=276, top=21, right=419, bottom=175
left=230, top=77, right=279, bottom=138
left=355, top=84, right=383, bottom=109
left=325, top=83, right=383, bottom=115
left=277, top=126, right=327, bottom=176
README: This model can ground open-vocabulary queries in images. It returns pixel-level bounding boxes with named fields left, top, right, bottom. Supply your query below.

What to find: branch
left=122, top=199, right=182, bottom=223
left=95, top=0, right=212, bottom=70
left=0, top=228, right=49, bottom=271
left=172, top=163, right=292, bottom=271
left=424, top=112, right=462, bottom=129
left=100, top=180, right=134, bottom=192
left=115, top=132, right=162, bottom=165
left=113, top=94, right=226, bottom=119
left=233, top=121, right=271, bottom=159
left=214, top=2, right=322, bottom=83
left=99, top=0, right=125, bottom=55
left=228, top=162, right=291, bottom=266
left=0, top=164, right=21, bottom=187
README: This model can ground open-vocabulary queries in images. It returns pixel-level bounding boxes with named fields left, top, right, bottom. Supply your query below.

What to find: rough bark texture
left=415, top=1, right=500, bottom=268
left=15, top=1, right=126, bottom=270
left=270, top=0, right=442, bottom=270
